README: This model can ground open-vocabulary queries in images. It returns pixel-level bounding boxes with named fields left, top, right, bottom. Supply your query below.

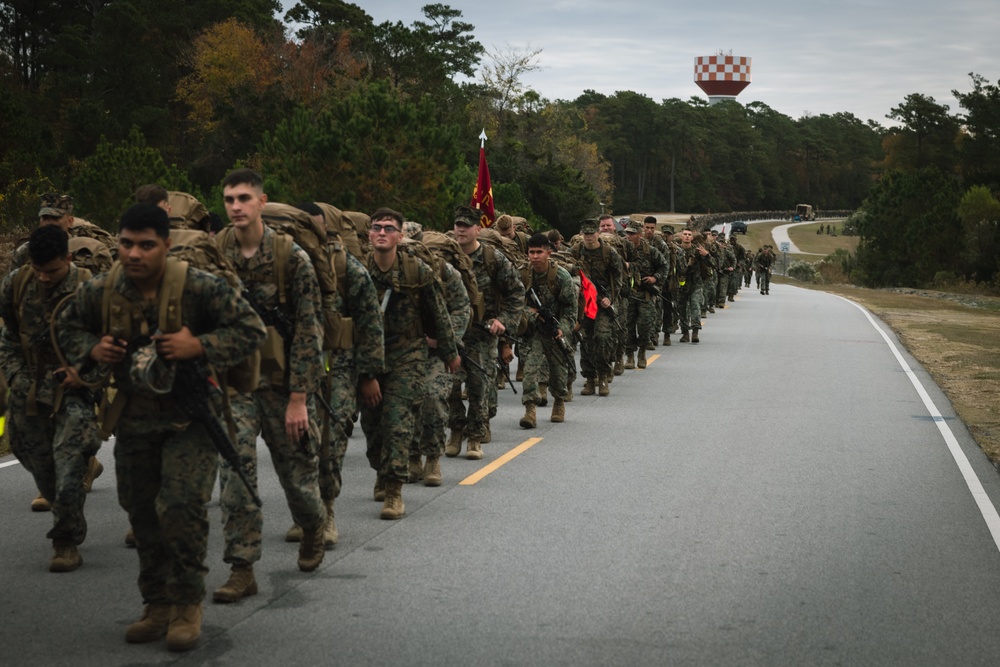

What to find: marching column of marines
left=1, top=175, right=766, bottom=652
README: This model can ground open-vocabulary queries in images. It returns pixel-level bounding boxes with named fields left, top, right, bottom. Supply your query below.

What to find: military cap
left=453, top=205, right=479, bottom=227
left=580, top=219, right=599, bottom=234
left=624, top=220, right=642, bottom=234
left=662, top=225, right=675, bottom=234
left=39, top=193, right=73, bottom=218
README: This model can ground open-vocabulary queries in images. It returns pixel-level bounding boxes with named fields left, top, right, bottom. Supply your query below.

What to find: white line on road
left=841, top=295, right=1000, bottom=553
left=0, top=459, right=21, bottom=469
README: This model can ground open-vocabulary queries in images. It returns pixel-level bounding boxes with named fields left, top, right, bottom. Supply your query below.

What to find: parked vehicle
left=794, top=204, right=815, bottom=221
left=730, top=221, right=747, bottom=234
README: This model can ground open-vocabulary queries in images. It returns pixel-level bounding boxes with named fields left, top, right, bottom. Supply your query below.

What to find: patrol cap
left=453, top=205, right=479, bottom=227
left=39, top=193, right=73, bottom=218
left=624, top=220, right=642, bottom=234
left=662, top=225, right=675, bottom=235
left=580, top=219, right=599, bottom=234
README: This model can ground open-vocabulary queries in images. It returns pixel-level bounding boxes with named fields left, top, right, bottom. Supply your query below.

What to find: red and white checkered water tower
left=694, top=51, right=751, bottom=105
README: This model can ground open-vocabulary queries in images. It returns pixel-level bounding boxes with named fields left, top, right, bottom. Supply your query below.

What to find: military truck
left=794, top=204, right=815, bottom=221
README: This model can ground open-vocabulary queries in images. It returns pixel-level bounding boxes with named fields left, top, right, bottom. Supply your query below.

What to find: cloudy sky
left=294, top=0, right=999, bottom=126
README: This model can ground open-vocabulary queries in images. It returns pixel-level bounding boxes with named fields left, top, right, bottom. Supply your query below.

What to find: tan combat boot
left=664, top=333, right=671, bottom=346
left=551, top=398, right=565, bottom=423
left=482, top=422, right=491, bottom=443
left=581, top=378, right=596, bottom=396
left=125, top=604, right=173, bottom=644
left=519, top=403, right=537, bottom=429
left=515, top=359, right=524, bottom=382
left=637, top=349, right=647, bottom=369
left=373, top=474, right=386, bottom=501
left=407, top=456, right=424, bottom=483
left=298, top=524, right=326, bottom=572
left=380, top=480, right=405, bottom=520
left=466, top=438, right=483, bottom=460
left=691, top=329, right=700, bottom=343
left=49, top=541, right=82, bottom=573
left=645, top=341, right=655, bottom=351
left=213, top=564, right=257, bottom=603
left=679, top=331, right=690, bottom=343
left=166, top=603, right=203, bottom=652
left=423, top=456, right=442, bottom=487
left=624, top=353, right=636, bottom=370
left=323, top=498, right=338, bottom=547
left=445, top=430, right=463, bottom=457
left=82, top=456, right=103, bottom=493
left=614, top=355, right=625, bottom=376
left=285, top=523, right=303, bottom=542
left=31, top=492, right=51, bottom=512
left=565, top=379, right=574, bottom=402
left=536, top=382, right=548, bottom=407
left=598, top=375, right=610, bottom=397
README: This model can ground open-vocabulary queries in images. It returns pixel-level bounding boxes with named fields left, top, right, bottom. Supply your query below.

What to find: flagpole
left=479, top=129, right=487, bottom=148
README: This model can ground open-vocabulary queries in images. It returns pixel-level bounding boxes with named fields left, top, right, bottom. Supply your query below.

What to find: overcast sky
left=288, top=1, right=999, bottom=126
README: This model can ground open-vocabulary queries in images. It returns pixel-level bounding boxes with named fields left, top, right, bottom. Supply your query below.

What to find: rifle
left=172, top=360, right=262, bottom=507
left=471, top=320, right=524, bottom=347
left=589, top=278, right=621, bottom=320
left=241, top=288, right=336, bottom=421
left=495, top=350, right=518, bottom=395
left=527, top=287, right=576, bottom=366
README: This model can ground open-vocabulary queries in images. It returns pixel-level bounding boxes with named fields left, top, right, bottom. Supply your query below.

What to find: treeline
left=1, top=2, right=999, bottom=285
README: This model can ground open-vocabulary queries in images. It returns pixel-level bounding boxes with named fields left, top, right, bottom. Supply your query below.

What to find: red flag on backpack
left=579, top=270, right=598, bottom=320
left=471, top=132, right=495, bottom=227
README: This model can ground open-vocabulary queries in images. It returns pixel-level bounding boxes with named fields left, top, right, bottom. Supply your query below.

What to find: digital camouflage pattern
left=573, top=238, right=625, bottom=381
left=522, top=263, right=577, bottom=404
left=622, top=238, right=667, bottom=354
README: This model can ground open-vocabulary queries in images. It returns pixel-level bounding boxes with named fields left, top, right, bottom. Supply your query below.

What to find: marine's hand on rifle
left=360, top=376, right=382, bottom=408
left=445, top=356, right=461, bottom=374
left=500, top=342, right=514, bottom=364
left=486, top=318, right=506, bottom=337
left=285, top=391, right=309, bottom=443
left=600, top=296, right=612, bottom=309
left=153, top=327, right=204, bottom=361
left=641, top=276, right=656, bottom=284
left=54, top=366, right=84, bottom=389
left=90, top=335, right=127, bottom=364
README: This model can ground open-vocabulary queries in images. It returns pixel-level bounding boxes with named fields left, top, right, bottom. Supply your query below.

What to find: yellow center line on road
left=459, top=437, right=543, bottom=485
left=645, top=354, right=661, bottom=366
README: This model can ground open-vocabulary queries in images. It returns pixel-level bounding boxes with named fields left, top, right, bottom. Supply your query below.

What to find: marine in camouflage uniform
left=214, top=171, right=328, bottom=591
left=598, top=215, right=629, bottom=374
left=716, top=234, right=737, bottom=308
left=727, top=236, right=746, bottom=300
left=10, top=194, right=117, bottom=275
left=520, top=234, right=577, bottom=427
left=701, top=232, right=720, bottom=315
left=56, top=204, right=266, bottom=650
left=642, top=217, right=670, bottom=346
left=622, top=220, right=667, bottom=369
left=362, top=208, right=459, bottom=519
left=0, top=226, right=100, bottom=572
left=676, top=229, right=710, bottom=343
left=571, top=220, right=625, bottom=396
left=660, top=229, right=682, bottom=342
left=447, top=207, right=525, bottom=459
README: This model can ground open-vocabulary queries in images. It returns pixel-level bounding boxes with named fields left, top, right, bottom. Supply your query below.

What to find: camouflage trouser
left=8, top=387, right=99, bottom=546
left=702, top=273, right=716, bottom=311
left=759, top=268, right=772, bottom=292
left=412, top=356, right=451, bottom=457
left=625, top=293, right=658, bottom=354
left=728, top=269, right=741, bottom=297
left=676, top=285, right=704, bottom=332
left=661, top=291, right=674, bottom=334
left=319, top=350, right=356, bottom=501
left=448, top=333, right=495, bottom=440
left=115, top=403, right=217, bottom=605
left=220, top=387, right=324, bottom=565
left=580, top=310, right=617, bottom=379
left=522, top=334, right=569, bottom=405
left=362, top=358, right=425, bottom=483
left=615, top=296, right=627, bottom=359
left=715, top=271, right=728, bottom=305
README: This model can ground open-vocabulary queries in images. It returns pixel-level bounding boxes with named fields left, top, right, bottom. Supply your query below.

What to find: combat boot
left=691, top=329, right=700, bottom=343
left=637, top=349, right=647, bottom=369
left=536, top=382, right=548, bottom=407
left=482, top=422, right=492, bottom=443
left=614, top=355, right=624, bottom=376
left=31, top=492, right=51, bottom=512
left=728, top=294, right=735, bottom=302
left=166, top=603, right=202, bottom=652
left=624, top=353, right=636, bottom=370
left=581, top=378, right=595, bottom=395
left=407, top=455, right=424, bottom=483
left=497, top=374, right=506, bottom=390
left=679, top=331, right=690, bottom=343
left=645, top=341, right=655, bottom=351
left=423, top=456, right=442, bottom=487
left=49, top=541, right=82, bottom=573
left=323, top=497, right=338, bottom=547
left=565, top=379, right=573, bottom=402
left=466, top=438, right=483, bottom=460
left=515, top=359, right=524, bottom=382
left=445, top=430, right=463, bottom=457
left=82, top=456, right=103, bottom=493
left=551, top=398, right=565, bottom=423
left=125, top=604, right=172, bottom=644
left=373, top=474, right=386, bottom=502
left=664, top=333, right=671, bottom=346
left=380, top=480, right=405, bottom=520
left=519, top=403, right=537, bottom=429
left=598, top=375, right=610, bottom=397
left=298, top=524, right=325, bottom=572
left=285, top=523, right=303, bottom=542
left=213, top=564, right=257, bottom=603
left=708, top=305, right=715, bottom=313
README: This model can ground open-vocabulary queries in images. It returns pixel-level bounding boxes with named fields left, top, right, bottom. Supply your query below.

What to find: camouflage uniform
left=320, top=251, right=384, bottom=502
left=755, top=248, right=775, bottom=293
left=363, top=253, right=458, bottom=483
left=0, top=264, right=99, bottom=547
left=413, top=262, right=470, bottom=458
left=447, top=244, right=524, bottom=441
left=572, top=238, right=624, bottom=382
left=622, top=238, right=667, bottom=356
left=56, top=261, right=266, bottom=606
left=646, top=234, right=670, bottom=341
left=523, top=263, right=577, bottom=404
left=677, top=245, right=708, bottom=335
left=216, top=225, right=326, bottom=567
left=717, top=240, right=737, bottom=307
left=702, top=241, right=720, bottom=313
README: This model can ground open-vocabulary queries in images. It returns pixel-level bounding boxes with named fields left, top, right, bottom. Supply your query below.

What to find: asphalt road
left=4, top=283, right=1000, bottom=666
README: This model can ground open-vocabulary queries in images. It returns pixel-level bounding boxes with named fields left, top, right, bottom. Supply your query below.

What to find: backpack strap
left=272, top=232, right=293, bottom=306
left=157, top=257, right=188, bottom=334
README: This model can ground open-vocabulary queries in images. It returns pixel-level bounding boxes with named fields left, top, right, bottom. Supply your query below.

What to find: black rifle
left=589, top=278, right=620, bottom=320
left=172, top=360, right=262, bottom=507
left=241, top=288, right=337, bottom=421
left=471, top=320, right=524, bottom=347
left=528, top=288, right=576, bottom=366
left=495, top=350, right=518, bottom=395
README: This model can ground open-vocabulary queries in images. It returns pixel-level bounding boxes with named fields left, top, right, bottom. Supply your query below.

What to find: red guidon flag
left=471, top=142, right=495, bottom=227
left=579, top=270, right=598, bottom=320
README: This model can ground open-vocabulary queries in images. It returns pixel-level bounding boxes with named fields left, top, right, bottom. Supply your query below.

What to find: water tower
left=694, top=51, right=751, bottom=105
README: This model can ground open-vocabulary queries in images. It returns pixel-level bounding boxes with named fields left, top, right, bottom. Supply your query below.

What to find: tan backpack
left=167, top=191, right=211, bottom=230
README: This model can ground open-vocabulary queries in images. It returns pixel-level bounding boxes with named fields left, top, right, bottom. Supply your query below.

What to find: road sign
left=780, top=242, right=790, bottom=253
